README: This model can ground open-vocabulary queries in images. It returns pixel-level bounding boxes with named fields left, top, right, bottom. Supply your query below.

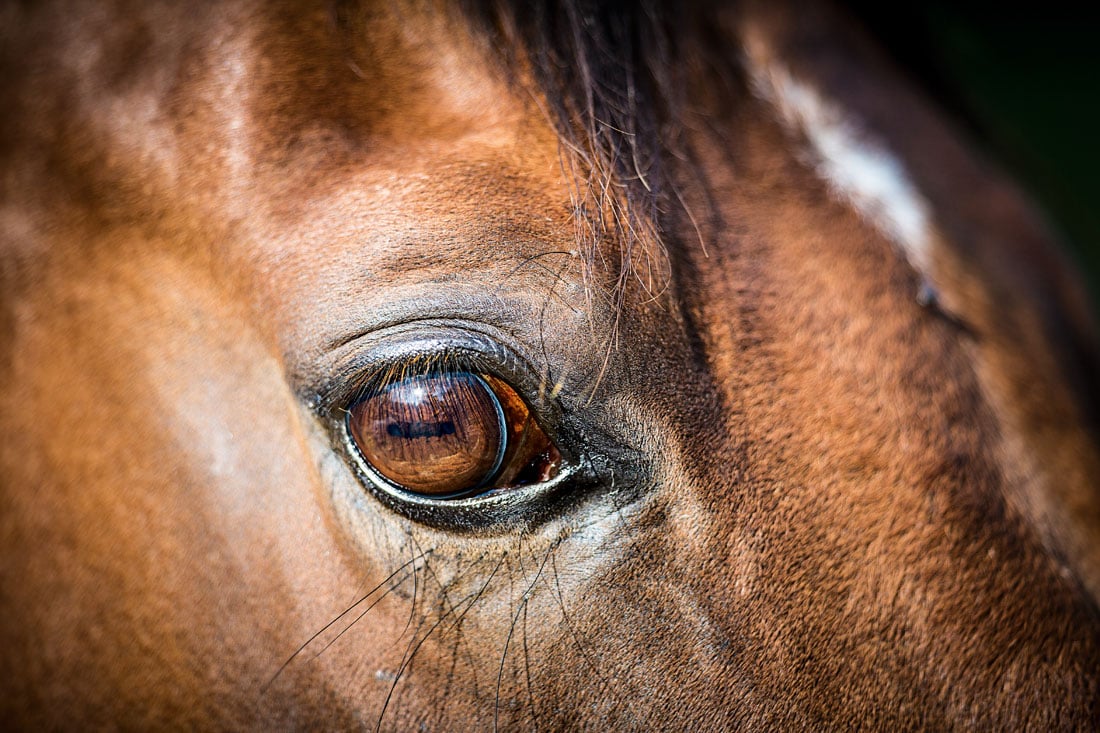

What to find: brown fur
left=1, top=0, right=1097, bottom=728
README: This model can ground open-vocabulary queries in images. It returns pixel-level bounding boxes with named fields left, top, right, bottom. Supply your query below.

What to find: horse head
left=2, top=0, right=1098, bottom=727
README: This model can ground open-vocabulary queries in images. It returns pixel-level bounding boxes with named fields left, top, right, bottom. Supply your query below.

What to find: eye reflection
left=346, top=371, right=560, bottom=499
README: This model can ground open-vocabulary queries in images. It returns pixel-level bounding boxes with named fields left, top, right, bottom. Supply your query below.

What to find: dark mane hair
left=457, top=0, right=707, bottom=303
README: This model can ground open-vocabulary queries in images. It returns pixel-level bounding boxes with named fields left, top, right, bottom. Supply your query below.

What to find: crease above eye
left=345, top=369, right=561, bottom=499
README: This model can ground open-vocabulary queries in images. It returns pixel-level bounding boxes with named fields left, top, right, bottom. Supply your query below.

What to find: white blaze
left=748, top=57, right=935, bottom=285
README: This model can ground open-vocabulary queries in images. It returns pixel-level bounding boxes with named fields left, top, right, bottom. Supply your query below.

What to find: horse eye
left=345, top=371, right=561, bottom=499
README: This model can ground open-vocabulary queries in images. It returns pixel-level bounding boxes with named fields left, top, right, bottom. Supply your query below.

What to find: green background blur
left=850, top=3, right=1100, bottom=318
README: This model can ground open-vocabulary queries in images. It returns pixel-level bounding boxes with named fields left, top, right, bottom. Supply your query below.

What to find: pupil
left=347, top=372, right=506, bottom=497
left=385, top=420, right=457, bottom=439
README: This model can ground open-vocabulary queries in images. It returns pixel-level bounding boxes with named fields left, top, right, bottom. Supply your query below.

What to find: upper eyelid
left=320, top=349, right=510, bottom=417
left=295, top=300, right=590, bottom=415
left=342, top=351, right=482, bottom=407
left=311, top=325, right=556, bottom=421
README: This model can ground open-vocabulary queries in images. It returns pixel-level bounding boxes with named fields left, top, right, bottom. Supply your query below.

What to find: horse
left=2, top=0, right=1098, bottom=728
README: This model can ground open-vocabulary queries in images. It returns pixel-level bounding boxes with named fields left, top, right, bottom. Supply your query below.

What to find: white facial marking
left=748, top=55, right=936, bottom=290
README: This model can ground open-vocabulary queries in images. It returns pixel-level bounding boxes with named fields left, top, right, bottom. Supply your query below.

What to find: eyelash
left=342, top=350, right=491, bottom=411
left=326, top=334, right=563, bottom=490
left=311, top=326, right=636, bottom=533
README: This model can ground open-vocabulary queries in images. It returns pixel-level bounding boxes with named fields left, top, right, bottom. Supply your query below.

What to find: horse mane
left=460, top=0, right=677, bottom=200
left=456, top=0, right=714, bottom=304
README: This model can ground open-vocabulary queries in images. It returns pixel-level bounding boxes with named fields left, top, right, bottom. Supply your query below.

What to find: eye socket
left=345, top=370, right=561, bottom=499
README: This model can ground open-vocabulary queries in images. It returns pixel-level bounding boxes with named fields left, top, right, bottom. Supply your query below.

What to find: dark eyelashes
left=315, top=327, right=558, bottom=421
left=343, top=351, right=479, bottom=409
left=315, top=345, right=506, bottom=418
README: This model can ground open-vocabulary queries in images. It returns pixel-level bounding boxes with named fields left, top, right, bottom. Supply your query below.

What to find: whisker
left=374, top=541, right=439, bottom=724
left=407, top=537, right=491, bottom=701
left=522, top=599, right=538, bottom=731
left=522, top=542, right=555, bottom=733
left=397, top=534, right=422, bottom=647
left=439, top=552, right=508, bottom=705
left=497, top=250, right=580, bottom=294
left=260, top=550, right=432, bottom=695
left=549, top=550, right=620, bottom=703
left=536, top=254, right=578, bottom=397
left=307, top=564, right=418, bottom=663
left=375, top=553, right=508, bottom=732
left=442, top=552, right=508, bottom=640
left=494, top=538, right=560, bottom=732
left=409, top=534, right=460, bottom=627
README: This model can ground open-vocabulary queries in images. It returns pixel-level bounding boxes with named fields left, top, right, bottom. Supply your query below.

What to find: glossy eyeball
left=346, top=371, right=560, bottom=499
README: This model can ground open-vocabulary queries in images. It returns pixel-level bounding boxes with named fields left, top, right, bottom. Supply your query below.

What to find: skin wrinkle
left=1, top=0, right=1099, bottom=729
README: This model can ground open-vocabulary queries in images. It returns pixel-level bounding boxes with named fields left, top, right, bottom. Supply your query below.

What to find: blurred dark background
left=847, top=2, right=1100, bottom=319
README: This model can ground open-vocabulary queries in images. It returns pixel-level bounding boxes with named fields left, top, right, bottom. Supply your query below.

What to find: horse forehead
left=18, top=1, right=539, bottom=238
left=42, top=2, right=580, bottom=303
left=237, top=6, right=521, bottom=147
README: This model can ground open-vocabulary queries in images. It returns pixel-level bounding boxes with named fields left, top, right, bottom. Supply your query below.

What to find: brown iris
left=346, top=371, right=560, bottom=498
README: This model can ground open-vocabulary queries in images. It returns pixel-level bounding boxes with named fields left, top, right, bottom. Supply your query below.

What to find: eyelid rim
left=311, top=320, right=559, bottom=416
left=316, top=322, right=602, bottom=533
